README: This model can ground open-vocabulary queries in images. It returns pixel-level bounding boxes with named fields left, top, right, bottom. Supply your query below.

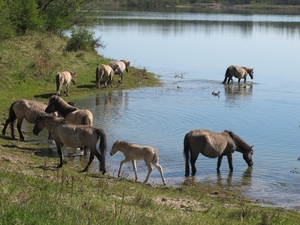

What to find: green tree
left=7, top=0, right=43, bottom=34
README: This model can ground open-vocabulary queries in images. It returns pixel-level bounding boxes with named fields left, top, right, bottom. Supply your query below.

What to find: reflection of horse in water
left=217, top=166, right=253, bottom=186
left=222, top=65, right=254, bottom=84
left=224, top=83, right=253, bottom=99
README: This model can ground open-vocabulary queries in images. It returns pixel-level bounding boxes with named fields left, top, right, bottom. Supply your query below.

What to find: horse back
left=186, top=129, right=231, bottom=158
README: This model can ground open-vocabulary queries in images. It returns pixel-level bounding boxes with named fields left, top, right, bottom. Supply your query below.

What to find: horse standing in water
left=2, top=99, right=55, bottom=141
left=56, top=70, right=76, bottom=96
left=33, top=114, right=107, bottom=173
left=95, top=64, right=114, bottom=88
left=184, top=129, right=253, bottom=177
left=110, top=140, right=166, bottom=185
left=222, top=65, right=254, bottom=84
left=109, top=59, right=130, bottom=84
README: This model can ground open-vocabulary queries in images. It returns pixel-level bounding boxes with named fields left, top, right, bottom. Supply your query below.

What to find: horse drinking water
left=109, top=59, right=130, bottom=84
left=56, top=70, right=76, bottom=96
left=33, top=114, right=107, bottom=173
left=222, top=65, right=254, bottom=84
left=110, top=140, right=166, bottom=185
left=184, top=129, right=253, bottom=177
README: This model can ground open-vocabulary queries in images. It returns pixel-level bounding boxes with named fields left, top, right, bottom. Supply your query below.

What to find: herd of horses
left=1, top=64, right=254, bottom=185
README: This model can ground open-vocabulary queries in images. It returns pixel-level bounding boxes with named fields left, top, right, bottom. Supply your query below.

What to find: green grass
left=0, top=31, right=300, bottom=224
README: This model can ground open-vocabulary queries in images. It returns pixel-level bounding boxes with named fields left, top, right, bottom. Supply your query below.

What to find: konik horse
left=222, top=65, right=254, bottom=84
left=184, top=129, right=253, bottom=177
left=2, top=99, right=54, bottom=140
left=56, top=70, right=76, bottom=96
left=109, top=59, right=130, bottom=84
left=110, top=140, right=166, bottom=185
left=95, top=64, right=114, bottom=88
left=33, top=114, right=107, bottom=173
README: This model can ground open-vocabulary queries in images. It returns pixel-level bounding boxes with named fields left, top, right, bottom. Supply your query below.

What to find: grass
left=0, top=31, right=300, bottom=224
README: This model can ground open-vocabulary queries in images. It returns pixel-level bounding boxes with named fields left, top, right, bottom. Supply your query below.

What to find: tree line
left=123, top=0, right=300, bottom=7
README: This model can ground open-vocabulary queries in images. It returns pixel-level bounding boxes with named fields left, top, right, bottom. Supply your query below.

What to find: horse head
left=243, top=145, right=254, bottom=167
left=33, top=114, right=45, bottom=135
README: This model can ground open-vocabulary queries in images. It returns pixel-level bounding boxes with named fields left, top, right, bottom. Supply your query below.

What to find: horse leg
left=144, top=161, right=153, bottom=183
left=81, top=152, right=95, bottom=172
left=238, top=78, right=241, bottom=83
left=65, top=84, right=70, bottom=96
left=190, top=152, right=199, bottom=176
left=56, top=143, right=66, bottom=168
left=217, top=155, right=224, bottom=172
left=16, top=118, right=25, bottom=141
left=118, top=158, right=130, bottom=178
left=132, top=160, right=139, bottom=182
left=2, top=118, right=13, bottom=136
left=227, top=153, right=233, bottom=171
left=153, top=163, right=166, bottom=185
left=91, top=147, right=106, bottom=174
left=244, top=76, right=247, bottom=83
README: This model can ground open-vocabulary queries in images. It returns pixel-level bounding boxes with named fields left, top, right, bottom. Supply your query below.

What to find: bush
left=66, top=28, right=103, bottom=52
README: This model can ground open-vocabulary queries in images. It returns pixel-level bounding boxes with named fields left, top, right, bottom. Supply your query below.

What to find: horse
left=45, top=95, right=93, bottom=126
left=33, top=114, right=107, bottom=173
left=222, top=65, right=254, bottom=84
left=184, top=129, right=253, bottom=177
left=108, top=59, right=130, bottom=84
left=56, top=70, right=77, bottom=96
left=2, top=99, right=55, bottom=141
left=95, top=64, right=114, bottom=89
left=110, top=140, right=166, bottom=185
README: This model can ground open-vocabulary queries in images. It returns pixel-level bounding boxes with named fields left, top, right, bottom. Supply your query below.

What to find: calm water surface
left=33, top=9, right=300, bottom=209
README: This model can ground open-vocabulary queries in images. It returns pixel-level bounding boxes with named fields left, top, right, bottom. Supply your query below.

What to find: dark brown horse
left=33, top=114, right=107, bottom=173
left=184, top=129, right=253, bottom=177
left=2, top=99, right=53, bottom=141
left=222, top=65, right=254, bottom=84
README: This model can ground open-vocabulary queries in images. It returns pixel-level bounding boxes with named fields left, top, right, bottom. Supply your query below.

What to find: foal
left=110, top=140, right=166, bottom=185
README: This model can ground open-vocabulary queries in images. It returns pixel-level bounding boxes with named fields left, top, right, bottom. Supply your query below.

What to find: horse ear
left=250, top=145, right=254, bottom=149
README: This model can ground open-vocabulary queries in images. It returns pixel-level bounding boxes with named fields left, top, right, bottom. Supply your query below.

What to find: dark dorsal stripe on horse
left=225, top=130, right=251, bottom=152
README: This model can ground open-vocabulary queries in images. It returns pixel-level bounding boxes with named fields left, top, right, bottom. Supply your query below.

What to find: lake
left=36, top=7, right=300, bottom=209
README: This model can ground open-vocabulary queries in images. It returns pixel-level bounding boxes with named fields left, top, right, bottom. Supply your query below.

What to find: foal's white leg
left=154, top=163, right=166, bottom=185
left=132, top=160, right=138, bottom=182
left=144, top=161, right=153, bottom=183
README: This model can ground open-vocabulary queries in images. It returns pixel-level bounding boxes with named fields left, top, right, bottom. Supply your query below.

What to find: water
left=30, top=8, right=300, bottom=209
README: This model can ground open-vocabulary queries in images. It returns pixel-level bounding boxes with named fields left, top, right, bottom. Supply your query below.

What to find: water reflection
left=223, top=83, right=253, bottom=107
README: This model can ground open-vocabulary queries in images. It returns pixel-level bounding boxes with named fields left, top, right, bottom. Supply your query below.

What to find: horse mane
left=50, top=95, right=77, bottom=117
left=225, top=130, right=251, bottom=152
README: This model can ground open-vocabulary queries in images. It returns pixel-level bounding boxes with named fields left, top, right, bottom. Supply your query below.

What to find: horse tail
left=55, top=73, right=60, bottom=95
left=222, top=67, right=230, bottom=84
left=96, top=128, right=107, bottom=174
left=95, top=66, right=102, bottom=88
left=183, top=132, right=191, bottom=177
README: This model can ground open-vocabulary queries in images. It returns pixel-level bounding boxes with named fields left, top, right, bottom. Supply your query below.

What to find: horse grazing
left=184, top=129, right=253, bottom=177
left=2, top=99, right=55, bottom=141
left=33, top=114, right=107, bottom=173
left=95, top=64, right=114, bottom=88
left=56, top=70, right=77, bottom=96
left=110, top=140, right=166, bottom=185
left=222, top=65, right=254, bottom=84
left=108, top=59, right=130, bottom=84
left=45, top=95, right=93, bottom=126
